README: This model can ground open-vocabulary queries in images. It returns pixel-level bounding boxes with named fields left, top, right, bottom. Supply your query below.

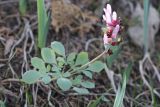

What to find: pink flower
left=103, top=4, right=118, bottom=26
left=102, top=4, right=121, bottom=46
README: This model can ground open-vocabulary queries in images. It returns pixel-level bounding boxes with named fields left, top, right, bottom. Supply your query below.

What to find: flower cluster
left=102, top=4, right=121, bottom=49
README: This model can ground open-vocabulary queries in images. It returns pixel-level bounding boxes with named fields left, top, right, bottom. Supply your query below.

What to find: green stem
left=143, top=0, right=149, bottom=53
left=65, top=65, right=77, bottom=73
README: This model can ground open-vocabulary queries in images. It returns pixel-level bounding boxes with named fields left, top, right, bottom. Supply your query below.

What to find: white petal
left=106, top=4, right=112, bottom=15
left=112, top=11, right=117, bottom=21
left=103, top=8, right=107, bottom=13
left=103, top=15, right=107, bottom=21
left=106, top=12, right=111, bottom=24
left=103, top=8, right=108, bottom=17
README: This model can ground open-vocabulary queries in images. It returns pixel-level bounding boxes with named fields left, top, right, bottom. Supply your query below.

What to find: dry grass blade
left=4, top=36, right=14, bottom=55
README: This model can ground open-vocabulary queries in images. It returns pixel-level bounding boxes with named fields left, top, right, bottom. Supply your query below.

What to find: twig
left=32, top=84, right=39, bottom=107
left=147, top=54, right=160, bottom=82
left=0, top=0, right=19, bottom=5
left=47, top=89, right=54, bottom=106
left=135, top=90, right=150, bottom=99
left=8, top=63, right=18, bottom=78
left=0, top=86, right=18, bottom=98
left=0, top=36, right=6, bottom=41
left=1, top=78, right=22, bottom=83
left=68, top=92, right=115, bottom=96
left=85, top=38, right=101, bottom=51
left=139, top=52, right=160, bottom=99
left=0, top=59, right=8, bottom=62
left=104, top=64, right=120, bottom=93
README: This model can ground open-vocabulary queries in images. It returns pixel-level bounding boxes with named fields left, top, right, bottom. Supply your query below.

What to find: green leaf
left=57, top=57, right=65, bottom=67
left=124, top=62, right=132, bottom=82
left=51, top=41, right=65, bottom=57
left=31, top=57, right=46, bottom=70
left=19, top=0, right=27, bottom=16
left=81, top=81, right=95, bottom=88
left=37, top=0, right=49, bottom=48
left=22, top=70, right=43, bottom=84
left=87, top=61, right=104, bottom=73
left=63, top=72, right=71, bottom=77
left=101, top=96, right=109, bottom=102
left=72, top=75, right=82, bottom=85
left=67, top=52, right=77, bottom=65
left=52, top=66, right=61, bottom=72
left=106, top=46, right=121, bottom=67
left=113, top=76, right=126, bottom=107
left=75, top=52, right=89, bottom=66
left=52, top=72, right=62, bottom=78
left=111, top=45, right=119, bottom=52
left=0, top=100, right=5, bottom=107
left=87, top=96, right=102, bottom=107
left=41, top=48, right=56, bottom=64
left=51, top=66, right=62, bottom=78
left=73, top=87, right=89, bottom=94
left=57, top=78, right=72, bottom=91
left=82, top=70, right=92, bottom=79
left=42, top=75, right=52, bottom=84
left=57, top=57, right=65, bottom=63
left=46, top=65, right=51, bottom=72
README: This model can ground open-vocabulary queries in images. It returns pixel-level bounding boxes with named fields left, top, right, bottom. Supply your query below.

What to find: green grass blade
left=37, top=0, right=49, bottom=48
left=113, top=63, right=132, bottom=107
left=19, top=0, right=27, bottom=16
left=87, top=96, right=102, bottom=107
left=143, top=0, right=150, bottom=53
left=113, top=75, right=126, bottom=107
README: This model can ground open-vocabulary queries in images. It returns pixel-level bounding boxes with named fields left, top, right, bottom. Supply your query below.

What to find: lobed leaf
left=63, top=72, right=71, bottom=78
left=67, top=52, right=77, bottom=65
left=41, top=48, right=56, bottom=64
left=51, top=41, right=65, bottom=57
left=22, top=70, right=43, bottom=84
left=57, top=57, right=65, bottom=67
left=42, top=75, right=52, bottom=84
left=57, top=78, right=72, bottom=91
left=87, top=61, right=104, bottom=73
left=75, top=52, right=89, bottom=66
left=81, top=81, right=95, bottom=88
left=31, top=57, right=46, bottom=71
left=73, top=87, right=89, bottom=94
left=82, top=70, right=92, bottom=79
left=72, top=75, right=83, bottom=85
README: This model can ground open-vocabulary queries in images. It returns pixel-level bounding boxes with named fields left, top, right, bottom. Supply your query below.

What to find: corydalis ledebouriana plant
left=102, top=4, right=121, bottom=50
